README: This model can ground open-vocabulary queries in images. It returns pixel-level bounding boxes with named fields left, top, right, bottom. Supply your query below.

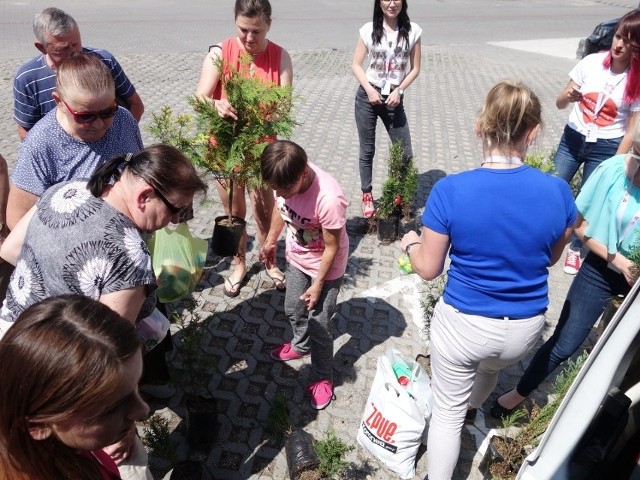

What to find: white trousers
left=426, top=299, right=545, bottom=480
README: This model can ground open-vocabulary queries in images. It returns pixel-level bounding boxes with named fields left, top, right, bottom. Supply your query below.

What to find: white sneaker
left=563, top=249, right=581, bottom=275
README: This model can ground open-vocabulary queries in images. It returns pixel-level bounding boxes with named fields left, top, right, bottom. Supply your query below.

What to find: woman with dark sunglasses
left=0, top=144, right=206, bottom=473
left=7, top=52, right=143, bottom=230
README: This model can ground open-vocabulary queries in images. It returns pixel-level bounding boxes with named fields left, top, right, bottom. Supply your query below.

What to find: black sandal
left=465, top=408, right=477, bottom=424
left=490, top=399, right=519, bottom=419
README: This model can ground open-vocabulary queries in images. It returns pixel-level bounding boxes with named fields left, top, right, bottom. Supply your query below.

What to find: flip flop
left=223, top=276, right=244, bottom=298
left=265, top=269, right=286, bottom=291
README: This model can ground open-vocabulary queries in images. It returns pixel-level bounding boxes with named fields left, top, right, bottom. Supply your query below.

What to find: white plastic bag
left=136, top=308, right=170, bottom=350
left=357, top=347, right=433, bottom=479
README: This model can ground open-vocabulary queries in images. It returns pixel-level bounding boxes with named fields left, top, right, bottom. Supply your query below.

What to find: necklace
left=481, top=155, right=523, bottom=167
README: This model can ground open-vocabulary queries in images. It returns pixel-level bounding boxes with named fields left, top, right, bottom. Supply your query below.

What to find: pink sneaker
left=306, top=380, right=335, bottom=410
left=270, top=343, right=309, bottom=361
left=362, top=192, right=376, bottom=218
left=563, top=249, right=581, bottom=275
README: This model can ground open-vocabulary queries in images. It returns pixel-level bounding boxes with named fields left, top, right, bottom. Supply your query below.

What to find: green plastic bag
left=148, top=223, right=208, bottom=303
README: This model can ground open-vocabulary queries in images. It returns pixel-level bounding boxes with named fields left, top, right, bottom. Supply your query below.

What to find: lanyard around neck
left=592, top=73, right=626, bottom=121
left=616, top=187, right=640, bottom=247
left=481, top=155, right=523, bottom=166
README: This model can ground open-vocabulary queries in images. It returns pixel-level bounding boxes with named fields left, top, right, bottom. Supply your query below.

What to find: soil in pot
left=399, top=214, right=418, bottom=236
left=377, top=216, right=399, bottom=244
left=212, top=215, right=247, bottom=257
left=479, top=434, right=523, bottom=480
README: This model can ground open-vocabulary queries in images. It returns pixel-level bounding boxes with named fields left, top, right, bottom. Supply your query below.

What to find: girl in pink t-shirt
left=259, top=140, right=349, bottom=410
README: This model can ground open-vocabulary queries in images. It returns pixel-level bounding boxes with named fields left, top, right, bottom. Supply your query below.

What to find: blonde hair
left=476, top=80, right=542, bottom=153
left=56, top=52, right=114, bottom=100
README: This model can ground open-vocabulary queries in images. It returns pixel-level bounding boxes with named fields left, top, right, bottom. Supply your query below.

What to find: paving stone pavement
left=0, top=44, right=584, bottom=479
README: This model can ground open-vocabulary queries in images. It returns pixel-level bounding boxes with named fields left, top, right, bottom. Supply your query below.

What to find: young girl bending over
left=260, top=140, right=349, bottom=410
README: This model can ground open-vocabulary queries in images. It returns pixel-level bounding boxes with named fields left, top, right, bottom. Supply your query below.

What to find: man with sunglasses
left=13, top=7, right=144, bottom=141
left=7, top=53, right=143, bottom=230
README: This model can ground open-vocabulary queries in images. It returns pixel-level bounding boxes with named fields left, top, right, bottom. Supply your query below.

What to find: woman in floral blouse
left=0, top=144, right=206, bottom=471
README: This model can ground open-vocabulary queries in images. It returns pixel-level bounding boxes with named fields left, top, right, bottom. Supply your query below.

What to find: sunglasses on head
left=62, top=99, right=118, bottom=124
left=154, top=187, right=188, bottom=216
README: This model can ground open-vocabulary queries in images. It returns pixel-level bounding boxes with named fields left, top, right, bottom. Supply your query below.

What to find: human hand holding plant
left=149, top=52, right=297, bottom=226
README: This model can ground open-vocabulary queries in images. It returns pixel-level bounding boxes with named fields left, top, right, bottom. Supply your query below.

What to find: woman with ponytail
left=400, top=80, right=576, bottom=480
left=0, top=144, right=206, bottom=330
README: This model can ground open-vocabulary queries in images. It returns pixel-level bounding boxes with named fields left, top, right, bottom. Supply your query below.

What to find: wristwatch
left=397, top=88, right=405, bottom=96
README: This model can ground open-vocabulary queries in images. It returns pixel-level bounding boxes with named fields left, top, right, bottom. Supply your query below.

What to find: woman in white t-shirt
left=351, top=0, right=421, bottom=218
left=555, top=9, right=640, bottom=275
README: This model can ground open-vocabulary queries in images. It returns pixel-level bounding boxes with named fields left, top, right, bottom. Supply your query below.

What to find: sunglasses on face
left=154, top=188, right=188, bottom=216
left=62, top=99, right=118, bottom=124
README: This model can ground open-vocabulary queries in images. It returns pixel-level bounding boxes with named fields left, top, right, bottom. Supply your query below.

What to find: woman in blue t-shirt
left=400, top=80, right=577, bottom=480
left=494, top=128, right=640, bottom=421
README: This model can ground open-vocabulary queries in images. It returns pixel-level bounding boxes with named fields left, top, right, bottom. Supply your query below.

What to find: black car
left=576, top=17, right=620, bottom=59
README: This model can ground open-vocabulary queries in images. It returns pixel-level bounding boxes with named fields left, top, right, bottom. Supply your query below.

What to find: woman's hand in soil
left=611, top=253, right=636, bottom=285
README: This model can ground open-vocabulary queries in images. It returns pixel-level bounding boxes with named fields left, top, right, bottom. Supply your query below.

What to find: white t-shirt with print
left=567, top=51, right=640, bottom=139
left=360, top=21, right=422, bottom=89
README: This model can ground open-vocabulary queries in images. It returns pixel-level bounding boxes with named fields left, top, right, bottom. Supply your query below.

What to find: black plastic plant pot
left=377, top=216, right=399, bottom=244
left=212, top=215, right=247, bottom=257
left=285, top=429, right=319, bottom=480
left=185, top=395, right=218, bottom=450
left=478, top=433, right=521, bottom=480
left=399, top=215, right=417, bottom=236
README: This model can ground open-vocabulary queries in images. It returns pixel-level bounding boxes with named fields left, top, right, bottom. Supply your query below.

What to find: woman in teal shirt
left=494, top=132, right=640, bottom=418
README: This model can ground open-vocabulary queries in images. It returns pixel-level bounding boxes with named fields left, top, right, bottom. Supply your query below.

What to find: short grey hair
left=33, top=7, right=78, bottom=46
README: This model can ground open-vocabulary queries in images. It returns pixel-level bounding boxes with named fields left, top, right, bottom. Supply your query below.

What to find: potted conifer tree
left=149, top=53, right=296, bottom=256
left=376, top=141, right=418, bottom=243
